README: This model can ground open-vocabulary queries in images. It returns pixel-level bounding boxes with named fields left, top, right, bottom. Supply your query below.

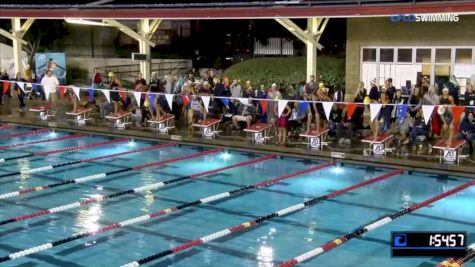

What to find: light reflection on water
left=75, top=195, right=103, bottom=234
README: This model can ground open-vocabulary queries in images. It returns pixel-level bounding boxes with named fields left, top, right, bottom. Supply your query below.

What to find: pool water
left=0, top=126, right=473, bottom=267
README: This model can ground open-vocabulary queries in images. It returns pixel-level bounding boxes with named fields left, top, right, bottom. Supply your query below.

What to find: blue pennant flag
left=299, top=101, right=309, bottom=114
left=149, top=94, right=156, bottom=109
left=397, top=104, right=408, bottom=124
left=88, top=88, right=95, bottom=99
left=32, top=84, right=42, bottom=93
left=221, top=98, right=229, bottom=108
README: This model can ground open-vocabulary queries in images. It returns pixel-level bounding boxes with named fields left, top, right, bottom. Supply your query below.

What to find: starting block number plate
left=310, top=137, right=321, bottom=149
left=373, top=143, right=385, bottom=155
left=255, top=132, right=264, bottom=143
left=203, top=127, right=214, bottom=138
left=158, top=123, right=167, bottom=133
left=443, top=149, right=457, bottom=162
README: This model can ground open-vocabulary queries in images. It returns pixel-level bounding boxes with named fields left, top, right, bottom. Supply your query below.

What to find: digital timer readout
left=392, top=232, right=467, bottom=257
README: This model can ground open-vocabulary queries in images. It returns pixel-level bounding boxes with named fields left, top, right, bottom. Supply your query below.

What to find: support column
left=12, top=18, right=23, bottom=76
left=139, top=19, right=151, bottom=82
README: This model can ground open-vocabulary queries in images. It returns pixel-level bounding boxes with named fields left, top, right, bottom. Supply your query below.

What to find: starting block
left=65, top=108, right=92, bottom=126
left=29, top=105, right=54, bottom=121
left=362, top=133, right=393, bottom=156
left=105, top=111, right=132, bottom=129
left=244, top=123, right=273, bottom=144
left=148, top=114, right=175, bottom=134
left=193, top=118, right=221, bottom=138
left=433, top=139, right=467, bottom=164
left=300, top=128, right=329, bottom=150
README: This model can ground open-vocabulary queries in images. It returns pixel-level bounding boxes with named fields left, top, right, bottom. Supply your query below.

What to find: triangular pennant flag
left=278, top=100, right=289, bottom=117
left=44, top=85, right=50, bottom=100
left=299, top=101, right=309, bottom=114
left=182, top=95, right=190, bottom=108
left=421, top=105, right=435, bottom=125
left=259, top=99, right=268, bottom=114
left=201, top=95, right=210, bottom=112
left=58, top=86, right=66, bottom=100
left=322, top=102, right=334, bottom=121
left=149, top=94, right=156, bottom=109
left=72, top=87, right=80, bottom=100
left=397, top=104, right=409, bottom=124
left=165, top=94, right=174, bottom=110
left=119, top=90, right=128, bottom=101
left=238, top=97, right=249, bottom=105
left=452, top=106, right=465, bottom=126
left=2, top=81, right=10, bottom=94
left=16, top=82, right=25, bottom=93
left=369, top=103, right=383, bottom=122
left=221, top=98, right=229, bottom=108
left=133, top=92, right=142, bottom=107
left=101, top=89, right=111, bottom=103
left=346, top=103, right=357, bottom=119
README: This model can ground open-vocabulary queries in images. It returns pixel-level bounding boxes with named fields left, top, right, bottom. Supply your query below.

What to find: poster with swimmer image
left=34, top=53, right=66, bottom=84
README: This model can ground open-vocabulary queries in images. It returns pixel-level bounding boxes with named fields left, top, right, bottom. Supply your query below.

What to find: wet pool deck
left=1, top=100, right=474, bottom=177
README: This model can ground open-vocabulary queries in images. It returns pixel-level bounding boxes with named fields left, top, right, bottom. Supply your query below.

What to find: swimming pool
left=0, top=125, right=473, bottom=267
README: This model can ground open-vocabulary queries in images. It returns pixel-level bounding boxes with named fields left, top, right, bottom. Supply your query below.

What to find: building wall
left=346, top=15, right=475, bottom=99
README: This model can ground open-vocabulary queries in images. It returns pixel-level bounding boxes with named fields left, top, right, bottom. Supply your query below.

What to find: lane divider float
left=0, top=133, right=88, bottom=150
left=0, top=137, right=129, bottom=163
left=278, top=179, right=475, bottom=267
left=437, top=243, right=475, bottom=267
left=0, top=159, right=329, bottom=263
left=0, top=124, right=14, bottom=130
left=0, top=153, right=275, bottom=225
left=0, top=143, right=174, bottom=187
left=118, top=168, right=402, bottom=267
left=0, top=128, right=49, bottom=140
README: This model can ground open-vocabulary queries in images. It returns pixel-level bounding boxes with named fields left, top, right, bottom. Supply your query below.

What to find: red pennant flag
left=259, top=99, right=268, bottom=114
left=119, top=91, right=128, bottom=101
left=2, top=81, right=10, bottom=94
left=452, top=106, right=465, bottom=127
left=346, top=103, right=358, bottom=119
left=182, top=95, right=190, bottom=108
left=58, top=86, right=66, bottom=100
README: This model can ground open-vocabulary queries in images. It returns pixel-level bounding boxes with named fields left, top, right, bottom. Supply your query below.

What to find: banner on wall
left=34, top=53, right=66, bottom=84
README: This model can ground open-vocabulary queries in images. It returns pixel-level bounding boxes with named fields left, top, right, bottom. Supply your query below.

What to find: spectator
left=164, top=75, right=173, bottom=94
left=230, top=79, right=242, bottom=98
left=242, top=81, right=254, bottom=98
left=307, top=75, right=317, bottom=94
left=41, top=69, right=59, bottom=108
left=379, top=91, right=393, bottom=133
left=92, top=68, right=102, bottom=89
left=355, top=81, right=367, bottom=103
left=391, top=89, right=406, bottom=125
left=408, top=86, right=422, bottom=117
left=458, top=111, right=475, bottom=154
left=23, top=65, right=33, bottom=82
left=232, top=101, right=255, bottom=130
left=464, top=83, right=475, bottom=109
left=423, top=85, right=441, bottom=137
left=109, top=76, right=121, bottom=116
left=397, top=109, right=412, bottom=145
left=203, top=95, right=219, bottom=120
left=385, top=78, right=396, bottom=102
left=0, top=69, right=9, bottom=105
left=410, top=110, right=428, bottom=144
left=134, top=73, right=146, bottom=88
left=12, top=72, right=25, bottom=111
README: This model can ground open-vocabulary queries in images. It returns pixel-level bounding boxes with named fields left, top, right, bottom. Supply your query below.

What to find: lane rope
left=0, top=138, right=129, bottom=163
left=0, top=133, right=88, bottom=150
left=0, top=159, right=329, bottom=263
left=0, top=143, right=175, bottom=190
left=118, top=168, right=401, bottom=267
left=0, top=129, right=49, bottom=140
left=437, top=243, right=475, bottom=267
left=0, top=148, right=228, bottom=225
left=0, top=124, right=14, bottom=130
left=278, top=179, right=475, bottom=267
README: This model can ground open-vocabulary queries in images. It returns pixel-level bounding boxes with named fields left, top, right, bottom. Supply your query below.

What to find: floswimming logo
left=390, top=13, right=459, bottom=23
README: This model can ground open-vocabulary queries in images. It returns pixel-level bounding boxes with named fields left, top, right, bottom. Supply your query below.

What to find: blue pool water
left=0, top=126, right=473, bottom=267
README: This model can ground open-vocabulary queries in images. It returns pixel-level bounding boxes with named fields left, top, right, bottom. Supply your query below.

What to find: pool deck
left=1, top=100, right=474, bottom=177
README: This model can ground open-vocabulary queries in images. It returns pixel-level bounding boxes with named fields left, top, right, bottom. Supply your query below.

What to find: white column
left=306, top=18, right=318, bottom=82
left=139, top=19, right=151, bottom=82
left=12, top=18, right=23, bottom=76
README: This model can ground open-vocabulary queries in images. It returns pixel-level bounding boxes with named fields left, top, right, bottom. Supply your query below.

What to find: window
left=435, top=49, right=451, bottom=63
left=455, top=49, right=472, bottom=64
left=362, top=48, right=376, bottom=62
left=416, top=49, right=431, bottom=63
left=397, top=49, right=412, bottom=63
left=380, top=49, right=394, bottom=62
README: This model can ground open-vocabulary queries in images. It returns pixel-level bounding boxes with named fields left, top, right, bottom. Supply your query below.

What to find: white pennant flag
left=201, top=95, right=210, bottom=112
left=238, top=97, right=249, bottom=105
left=165, top=94, right=174, bottom=110
left=101, top=89, right=111, bottom=103
left=16, top=82, right=25, bottom=93
left=278, top=100, right=289, bottom=117
left=44, top=85, right=50, bottom=100
left=72, top=87, right=81, bottom=100
left=422, top=105, right=435, bottom=125
left=369, top=103, right=383, bottom=122
left=133, top=92, right=142, bottom=107
left=322, top=102, right=334, bottom=121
